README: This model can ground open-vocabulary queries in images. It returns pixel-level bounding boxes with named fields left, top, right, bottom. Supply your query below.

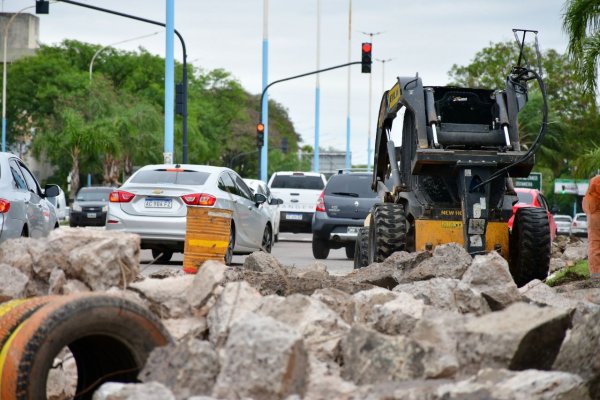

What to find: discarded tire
left=0, top=297, right=56, bottom=352
left=0, top=293, right=172, bottom=400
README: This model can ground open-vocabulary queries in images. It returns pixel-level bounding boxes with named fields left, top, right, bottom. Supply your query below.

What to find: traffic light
left=361, top=42, right=372, bottom=73
left=175, top=83, right=184, bottom=116
left=35, top=0, right=49, bottom=14
left=256, top=123, right=265, bottom=148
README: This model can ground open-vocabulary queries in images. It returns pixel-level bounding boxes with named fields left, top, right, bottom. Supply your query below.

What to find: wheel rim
left=262, top=226, right=272, bottom=253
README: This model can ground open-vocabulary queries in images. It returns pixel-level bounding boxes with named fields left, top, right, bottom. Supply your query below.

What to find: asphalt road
left=139, top=232, right=355, bottom=277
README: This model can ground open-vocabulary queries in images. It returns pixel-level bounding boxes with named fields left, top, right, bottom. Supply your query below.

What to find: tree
left=563, top=0, right=600, bottom=95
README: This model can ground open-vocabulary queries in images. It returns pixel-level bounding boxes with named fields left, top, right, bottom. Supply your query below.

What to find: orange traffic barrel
left=183, top=207, right=232, bottom=274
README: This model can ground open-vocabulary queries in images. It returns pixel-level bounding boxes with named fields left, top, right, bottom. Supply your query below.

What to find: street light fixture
left=2, top=5, right=36, bottom=152
left=89, top=31, right=160, bottom=82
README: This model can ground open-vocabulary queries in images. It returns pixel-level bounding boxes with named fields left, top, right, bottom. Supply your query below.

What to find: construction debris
left=0, top=232, right=597, bottom=399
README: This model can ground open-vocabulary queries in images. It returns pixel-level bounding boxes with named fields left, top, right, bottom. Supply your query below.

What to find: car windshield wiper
left=330, top=191, right=359, bottom=197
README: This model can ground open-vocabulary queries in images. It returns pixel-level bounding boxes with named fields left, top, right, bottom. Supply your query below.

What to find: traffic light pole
left=257, top=60, right=364, bottom=177
left=56, top=0, right=189, bottom=163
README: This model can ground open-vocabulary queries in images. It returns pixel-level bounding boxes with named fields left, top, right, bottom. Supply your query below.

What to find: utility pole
left=376, top=58, right=393, bottom=94
left=345, top=0, right=352, bottom=170
left=313, top=0, right=321, bottom=173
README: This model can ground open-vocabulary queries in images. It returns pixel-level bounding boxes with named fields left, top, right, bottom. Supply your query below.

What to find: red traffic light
left=362, top=43, right=372, bottom=53
left=256, top=123, right=265, bottom=133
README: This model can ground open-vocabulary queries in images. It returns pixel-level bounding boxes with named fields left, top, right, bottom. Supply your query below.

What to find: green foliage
left=546, top=260, right=590, bottom=286
left=4, top=40, right=303, bottom=191
left=563, top=0, right=600, bottom=95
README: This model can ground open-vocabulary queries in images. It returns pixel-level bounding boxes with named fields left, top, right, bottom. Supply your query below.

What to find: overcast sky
left=2, top=0, right=569, bottom=165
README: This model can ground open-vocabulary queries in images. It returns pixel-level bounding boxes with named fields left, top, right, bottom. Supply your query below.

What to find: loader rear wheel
left=368, top=203, right=407, bottom=264
left=353, top=227, right=369, bottom=269
left=509, top=207, right=551, bottom=287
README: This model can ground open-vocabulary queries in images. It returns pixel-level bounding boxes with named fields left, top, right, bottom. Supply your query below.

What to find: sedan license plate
left=285, top=213, right=303, bottom=221
left=145, top=198, right=172, bottom=209
left=87, top=213, right=96, bottom=218
left=347, top=226, right=359, bottom=235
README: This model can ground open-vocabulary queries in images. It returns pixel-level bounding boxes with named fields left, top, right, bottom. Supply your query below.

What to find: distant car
left=105, top=164, right=273, bottom=264
left=571, top=213, right=588, bottom=237
left=47, top=186, right=69, bottom=222
left=553, top=214, right=573, bottom=236
left=508, top=188, right=557, bottom=241
left=0, top=152, right=60, bottom=243
left=311, top=172, right=379, bottom=259
left=268, top=171, right=327, bottom=233
left=69, top=186, right=115, bottom=227
left=244, top=178, right=283, bottom=242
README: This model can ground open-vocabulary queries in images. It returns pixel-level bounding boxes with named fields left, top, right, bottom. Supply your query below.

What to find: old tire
left=312, top=235, right=330, bottom=259
left=345, top=243, right=355, bottom=259
left=0, top=293, right=171, bottom=400
left=151, top=249, right=173, bottom=263
left=353, top=227, right=369, bottom=269
left=509, top=207, right=551, bottom=287
left=368, top=203, right=407, bottom=264
left=0, top=297, right=56, bottom=353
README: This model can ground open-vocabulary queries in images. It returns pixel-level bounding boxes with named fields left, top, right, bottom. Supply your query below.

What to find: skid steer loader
left=356, top=30, right=551, bottom=286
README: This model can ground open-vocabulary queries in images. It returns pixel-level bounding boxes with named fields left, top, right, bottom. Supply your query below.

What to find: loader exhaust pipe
left=425, top=88, right=440, bottom=148
left=495, top=91, right=512, bottom=148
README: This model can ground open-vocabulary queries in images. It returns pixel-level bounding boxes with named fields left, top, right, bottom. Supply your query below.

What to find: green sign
left=514, top=172, right=542, bottom=191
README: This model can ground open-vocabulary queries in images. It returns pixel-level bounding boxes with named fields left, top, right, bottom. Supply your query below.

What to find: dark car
left=70, top=186, right=115, bottom=227
left=311, top=172, right=379, bottom=259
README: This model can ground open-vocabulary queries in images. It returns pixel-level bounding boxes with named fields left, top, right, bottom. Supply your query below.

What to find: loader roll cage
left=372, top=76, right=535, bottom=199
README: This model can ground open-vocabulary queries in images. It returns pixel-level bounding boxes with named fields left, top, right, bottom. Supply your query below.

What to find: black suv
left=311, top=172, right=378, bottom=259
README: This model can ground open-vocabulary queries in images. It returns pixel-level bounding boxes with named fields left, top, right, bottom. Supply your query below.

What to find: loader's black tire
left=368, top=203, right=407, bottom=264
left=312, top=235, right=330, bottom=259
left=353, top=227, right=369, bottom=269
left=0, top=293, right=172, bottom=400
left=509, top=207, right=551, bottom=287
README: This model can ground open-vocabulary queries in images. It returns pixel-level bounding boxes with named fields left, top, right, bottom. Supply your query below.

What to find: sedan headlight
left=72, top=203, right=82, bottom=212
left=102, top=205, right=108, bottom=212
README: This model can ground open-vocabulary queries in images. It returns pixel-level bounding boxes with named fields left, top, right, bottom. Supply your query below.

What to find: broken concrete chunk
left=128, top=275, right=195, bottom=319
left=92, top=382, right=175, bottom=400
left=186, top=260, right=227, bottom=309
left=0, top=263, right=28, bottom=299
left=212, top=312, right=309, bottom=400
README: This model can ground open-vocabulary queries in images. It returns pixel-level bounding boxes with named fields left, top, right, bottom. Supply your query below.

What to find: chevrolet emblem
left=152, top=189, right=163, bottom=194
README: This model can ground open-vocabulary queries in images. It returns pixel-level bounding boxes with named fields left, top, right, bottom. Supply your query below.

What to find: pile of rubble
left=1, top=229, right=599, bottom=400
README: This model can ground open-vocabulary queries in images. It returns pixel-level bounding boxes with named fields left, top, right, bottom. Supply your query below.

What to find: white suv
left=268, top=171, right=327, bottom=233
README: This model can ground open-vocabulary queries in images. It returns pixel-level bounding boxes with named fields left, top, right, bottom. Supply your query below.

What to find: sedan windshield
left=130, top=170, right=210, bottom=185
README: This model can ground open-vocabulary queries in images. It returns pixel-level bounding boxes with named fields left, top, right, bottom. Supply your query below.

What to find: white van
left=48, top=186, right=69, bottom=221
left=268, top=171, right=327, bottom=233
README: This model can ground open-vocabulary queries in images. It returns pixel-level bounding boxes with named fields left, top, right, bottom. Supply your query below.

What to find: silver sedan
left=0, top=152, right=60, bottom=243
left=105, top=164, right=273, bottom=264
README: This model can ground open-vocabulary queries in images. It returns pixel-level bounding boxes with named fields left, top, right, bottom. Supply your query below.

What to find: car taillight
left=315, top=192, right=325, bottom=212
left=109, top=190, right=135, bottom=203
left=0, top=199, right=10, bottom=213
left=181, top=193, right=216, bottom=206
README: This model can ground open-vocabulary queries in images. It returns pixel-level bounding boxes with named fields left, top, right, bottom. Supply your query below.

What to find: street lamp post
left=2, top=6, right=35, bottom=152
left=88, top=31, right=160, bottom=82
left=361, top=31, right=382, bottom=171
left=345, top=0, right=352, bottom=170
left=314, top=0, right=321, bottom=173
left=375, top=58, right=393, bottom=94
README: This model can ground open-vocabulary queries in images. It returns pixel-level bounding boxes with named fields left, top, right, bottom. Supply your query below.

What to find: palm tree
left=563, top=0, right=600, bottom=95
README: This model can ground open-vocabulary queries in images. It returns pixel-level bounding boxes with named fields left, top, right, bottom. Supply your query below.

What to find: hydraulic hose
left=470, top=66, right=548, bottom=192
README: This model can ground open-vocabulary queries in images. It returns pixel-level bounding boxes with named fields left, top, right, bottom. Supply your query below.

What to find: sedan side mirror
left=269, top=197, right=283, bottom=205
left=254, top=193, right=267, bottom=205
left=44, top=184, right=60, bottom=198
